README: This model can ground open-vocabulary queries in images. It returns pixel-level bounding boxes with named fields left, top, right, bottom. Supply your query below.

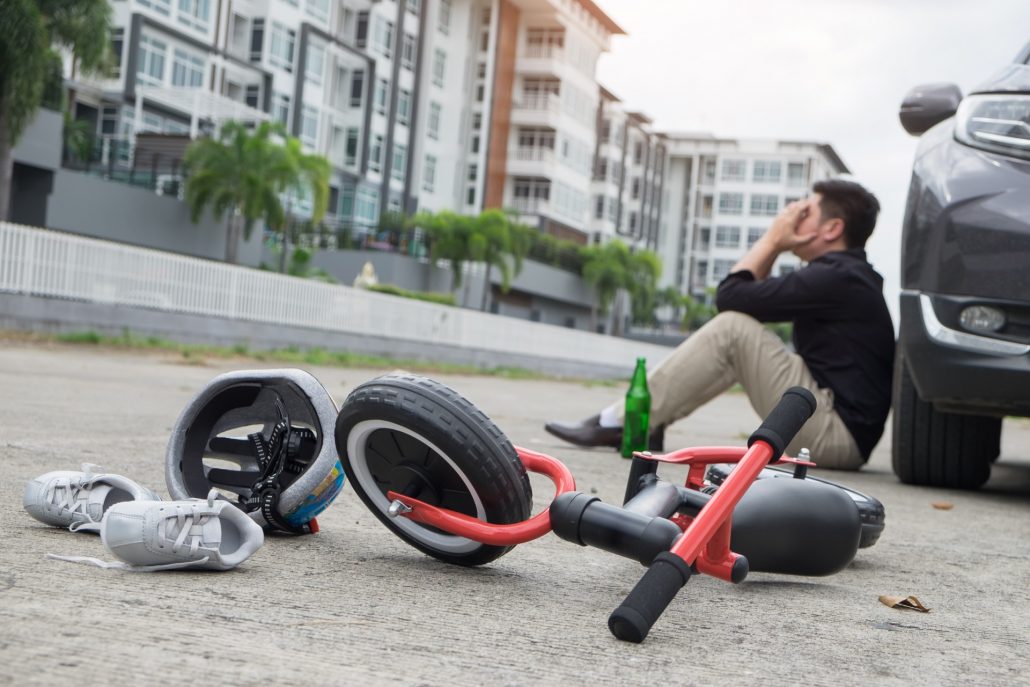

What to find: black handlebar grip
left=608, top=551, right=692, bottom=643
left=747, top=386, right=817, bottom=462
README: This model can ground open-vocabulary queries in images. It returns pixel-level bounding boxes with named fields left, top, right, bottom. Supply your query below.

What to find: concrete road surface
left=1, top=343, right=1029, bottom=686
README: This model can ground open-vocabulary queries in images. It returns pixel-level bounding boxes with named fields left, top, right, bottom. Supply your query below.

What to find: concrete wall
left=11, top=109, right=63, bottom=172
left=45, top=170, right=264, bottom=266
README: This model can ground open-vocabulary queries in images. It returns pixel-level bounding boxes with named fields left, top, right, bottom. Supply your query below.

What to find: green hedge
left=366, top=283, right=456, bottom=306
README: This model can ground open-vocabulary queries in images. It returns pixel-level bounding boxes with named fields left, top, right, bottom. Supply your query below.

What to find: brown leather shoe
left=544, top=415, right=622, bottom=448
left=544, top=417, right=666, bottom=452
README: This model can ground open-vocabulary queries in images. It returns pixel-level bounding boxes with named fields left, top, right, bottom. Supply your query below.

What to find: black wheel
left=335, top=373, right=532, bottom=566
left=705, top=464, right=886, bottom=549
left=892, top=350, right=1001, bottom=490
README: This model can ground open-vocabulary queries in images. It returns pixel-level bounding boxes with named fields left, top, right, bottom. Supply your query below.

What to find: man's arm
left=731, top=200, right=814, bottom=279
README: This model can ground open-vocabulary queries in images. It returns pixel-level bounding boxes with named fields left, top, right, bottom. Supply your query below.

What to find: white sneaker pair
left=24, top=464, right=264, bottom=571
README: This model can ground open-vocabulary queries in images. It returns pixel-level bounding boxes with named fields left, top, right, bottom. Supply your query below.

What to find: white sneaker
left=24, top=463, right=160, bottom=533
left=47, top=490, right=264, bottom=572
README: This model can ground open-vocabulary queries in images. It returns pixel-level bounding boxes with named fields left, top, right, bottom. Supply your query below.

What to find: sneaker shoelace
left=46, top=464, right=105, bottom=533
left=46, top=491, right=221, bottom=573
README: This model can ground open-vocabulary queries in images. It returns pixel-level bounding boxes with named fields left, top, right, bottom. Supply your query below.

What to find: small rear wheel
left=335, top=373, right=532, bottom=566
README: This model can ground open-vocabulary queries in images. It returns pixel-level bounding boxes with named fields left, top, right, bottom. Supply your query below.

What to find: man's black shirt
left=715, top=249, right=895, bottom=459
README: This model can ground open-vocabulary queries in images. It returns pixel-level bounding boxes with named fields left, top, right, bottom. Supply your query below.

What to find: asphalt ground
left=1, top=343, right=1029, bottom=686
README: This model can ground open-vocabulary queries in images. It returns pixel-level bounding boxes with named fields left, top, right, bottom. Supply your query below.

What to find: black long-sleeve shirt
left=715, top=249, right=895, bottom=459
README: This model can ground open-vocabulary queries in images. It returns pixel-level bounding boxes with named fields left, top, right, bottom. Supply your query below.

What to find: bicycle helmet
left=165, top=369, right=343, bottom=534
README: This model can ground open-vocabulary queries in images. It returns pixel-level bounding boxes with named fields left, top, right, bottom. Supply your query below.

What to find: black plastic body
left=608, top=552, right=692, bottom=643
left=550, top=491, right=681, bottom=566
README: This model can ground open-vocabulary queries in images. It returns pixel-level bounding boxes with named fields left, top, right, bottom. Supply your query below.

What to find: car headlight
left=954, top=94, right=1030, bottom=160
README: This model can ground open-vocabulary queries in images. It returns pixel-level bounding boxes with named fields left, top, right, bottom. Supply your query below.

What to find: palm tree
left=582, top=240, right=630, bottom=333
left=269, top=134, right=330, bottom=273
left=423, top=210, right=473, bottom=299
left=625, top=249, right=662, bottom=328
left=470, top=209, right=517, bottom=312
left=184, top=121, right=281, bottom=264
left=0, top=0, right=111, bottom=220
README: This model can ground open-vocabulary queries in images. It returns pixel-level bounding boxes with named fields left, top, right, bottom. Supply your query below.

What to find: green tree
left=0, top=0, right=111, bottom=220
left=582, top=240, right=630, bottom=333
left=470, top=209, right=517, bottom=311
left=184, top=121, right=281, bottom=264
left=270, top=134, right=330, bottom=273
left=421, top=210, right=473, bottom=297
left=682, top=294, right=717, bottom=331
left=625, top=249, right=662, bottom=328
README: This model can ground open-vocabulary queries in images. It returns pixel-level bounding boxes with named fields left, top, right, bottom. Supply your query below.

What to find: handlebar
left=608, top=387, right=817, bottom=642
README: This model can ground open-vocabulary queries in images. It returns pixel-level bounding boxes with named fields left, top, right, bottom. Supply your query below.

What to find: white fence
left=0, top=222, right=673, bottom=369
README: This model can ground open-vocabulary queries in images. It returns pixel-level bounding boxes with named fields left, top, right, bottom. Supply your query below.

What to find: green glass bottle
left=621, top=357, right=651, bottom=459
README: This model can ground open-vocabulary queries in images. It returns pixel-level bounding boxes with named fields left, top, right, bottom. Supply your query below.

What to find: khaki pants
left=618, top=312, right=864, bottom=470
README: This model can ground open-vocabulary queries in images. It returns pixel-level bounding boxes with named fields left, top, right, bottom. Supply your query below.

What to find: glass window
left=423, top=154, right=436, bottom=192
left=375, top=78, right=389, bottom=115
left=249, top=18, right=264, bottom=62
left=345, top=128, right=359, bottom=167
left=392, top=144, right=407, bottom=181
left=305, top=0, right=330, bottom=22
left=438, top=0, right=451, bottom=34
left=748, top=226, right=764, bottom=247
left=373, top=17, right=393, bottom=58
left=397, top=89, right=411, bottom=125
left=406, top=0, right=420, bottom=14
left=356, top=11, right=369, bottom=48
left=356, top=187, right=379, bottom=225
left=350, top=70, right=364, bottom=108
left=245, top=84, right=260, bottom=108
left=300, top=106, right=318, bottom=148
left=137, top=34, right=167, bottom=86
left=305, top=40, right=325, bottom=86
left=111, top=28, right=125, bottom=77
left=177, top=0, right=210, bottom=32
left=273, top=92, right=290, bottom=126
left=138, top=0, right=171, bottom=16
left=750, top=194, right=779, bottom=216
left=427, top=102, right=441, bottom=139
left=718, top=192, right=743, bottom=215
left=715, top=225, right=740, bottom=248
left=712, top=259, right=735, bottom=282
left=172, top=47, right=203, bottom=87
left=467, top=163, right=477, bottom=181
left=467, top=186, right=476, bottom=205
left=721, top=159, right=746, bottom=181
left=401, top=34, right=416, bottom=70
left=432, top=49, right=445, bottom=87
left=753, top=160, right=782, bottom=183
left=369, top=134, right=383, bottom=172
left=269, top=22, right=295, bottom=72
left=787, top=161, right=806, bottom=186
left=631, top=177, right=640, bottom=200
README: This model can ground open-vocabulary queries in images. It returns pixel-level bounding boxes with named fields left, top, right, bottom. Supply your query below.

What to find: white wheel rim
left=346, top=419, right=487, bottom=555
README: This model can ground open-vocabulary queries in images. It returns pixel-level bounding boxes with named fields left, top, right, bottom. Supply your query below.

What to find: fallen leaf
left=931, top=502, right=954, bottom=510
left=879, top=595, right=930, bottom=613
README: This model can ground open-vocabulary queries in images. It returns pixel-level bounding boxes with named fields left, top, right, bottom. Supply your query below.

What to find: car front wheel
left=891, top=350, right=1001, bottom=489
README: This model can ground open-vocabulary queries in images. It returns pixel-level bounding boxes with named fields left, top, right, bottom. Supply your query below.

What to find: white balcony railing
left=510, top=198, right=550, bottom=215
left=524, top=44, right=563, bottom=59
left=513, top=147, right=554, bottom=162
left=514, top=93, right=561, bottom=114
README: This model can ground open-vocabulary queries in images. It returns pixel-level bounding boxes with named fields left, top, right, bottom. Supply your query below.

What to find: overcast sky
left=593, top=0, right=1030, bottom=324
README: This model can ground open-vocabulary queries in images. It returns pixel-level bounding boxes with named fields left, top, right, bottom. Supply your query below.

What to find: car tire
left=891, top=350, right=1001, bottom=490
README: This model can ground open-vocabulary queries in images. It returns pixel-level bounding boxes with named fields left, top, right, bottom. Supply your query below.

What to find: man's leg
left=612, top=311, right=863, bottom=470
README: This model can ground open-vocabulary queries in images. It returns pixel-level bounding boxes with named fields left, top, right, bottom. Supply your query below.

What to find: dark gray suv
left=895, top=43, right=1030, bottom=489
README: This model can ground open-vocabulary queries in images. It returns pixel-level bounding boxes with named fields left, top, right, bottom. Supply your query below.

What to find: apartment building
left=589, top=88, right=666, bottom=250
left=658, top=135, right=849, bottom=302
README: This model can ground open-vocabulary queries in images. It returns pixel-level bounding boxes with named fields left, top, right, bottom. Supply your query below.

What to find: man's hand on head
left=766, top=199, right=818, bottom=253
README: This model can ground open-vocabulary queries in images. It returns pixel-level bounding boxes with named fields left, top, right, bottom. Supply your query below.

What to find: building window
left=401, top=34, right=416, bottom=70
left=467, top=186, right=476, bottom=205
left=273, top=92, right=290, bottom=126
left=345, top=128, right=359, bottom=167
left=712, top=259, right=735, bottom=282
left=475, top=83, right=484, bottom=102
left=177, top=0, right=210, bottom=32
left=432, top=49, right=446, bottom=87
left=305, top=0, right=330, bottom=22
left=473, top=113, right=482, bottom=130
left=753, top=160, right=782, bottom=183
left=407, top=0, right=420, bottom=13
left=467, top=163, right=477, bottom=181
left=628, top=211, right=638, bottom=231
left=350, top=70, right=364, bottom=108
left=171, top=48, right=204, bottom=87
left=715, top=225, right=741, bottom=248
left=110, top=28, right=125, bottom=77
left=369, top=135, right=383, bottom=172
left=718, top=192, right=743, bottom=215
left=305, top=40, right=325, bottom=86
left=788, top=161, right=806, bottom=186
left=374, top=78, right=389, bottom=115
left=594, top=194, right=604, bottom=219
left=373, top=17, right=393, bottom=58
left=138, top=0, right=171, bottom=16
left=300, top=106, right=318, bottom=148
left=392, top=144, right=407, bottom=181
left=470, top=136, right=479, bottom=154
left=748, top=226, right=764, bottom=247
left=438, top=0, right=451, bottom=34
left=631, top=177, right=641, bottom=200
left=356, top=11, right=369, bottom=48
left=633, top=141, right=643, bottom=164
left=600, top=118, right=610, bottom=141
left=423, top=154, right=436, bottom=192
left=721, top=159, right=746, bottom=181
left=356, top=187, right=379, bottom=225
left=269, top=22, right=295, bottom=72
left=249, top=18, right=264, bottom=62
left=397, top=89, right=411, bottom=125
left=427, top=102, right=441, bottom=139
left=750, top=194, right=779, bottom=216
left=137, top=34, right=167, bottom=86
left=244, top=84, right=260, bottom=108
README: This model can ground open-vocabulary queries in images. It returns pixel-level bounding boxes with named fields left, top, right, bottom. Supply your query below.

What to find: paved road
left=2, top=344, right=1029, bottom=686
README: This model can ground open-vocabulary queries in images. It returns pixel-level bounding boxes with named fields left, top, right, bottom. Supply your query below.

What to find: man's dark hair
left=812, top=179, right=880, bottom=248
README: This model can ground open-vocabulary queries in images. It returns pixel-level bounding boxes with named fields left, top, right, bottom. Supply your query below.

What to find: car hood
left=972, top=62, right=1030, bottom=95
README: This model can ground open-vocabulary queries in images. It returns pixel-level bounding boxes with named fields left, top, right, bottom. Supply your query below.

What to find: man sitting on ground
left=545, top=179, right=895, bottom=470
